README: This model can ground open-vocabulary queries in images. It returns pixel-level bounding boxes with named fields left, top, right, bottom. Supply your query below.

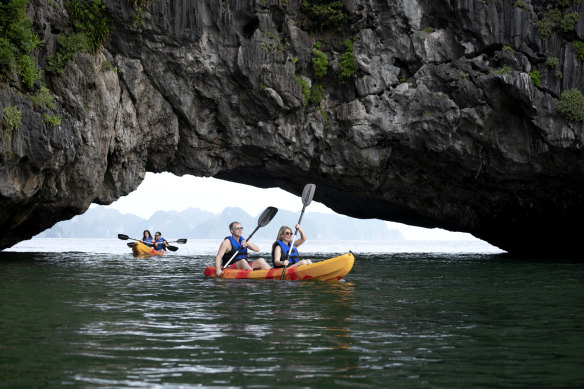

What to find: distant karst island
left=36, top=205, right=405, bottom=241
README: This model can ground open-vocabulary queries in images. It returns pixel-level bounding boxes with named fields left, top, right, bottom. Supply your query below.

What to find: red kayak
left=204, top=253, right=354, bottom=281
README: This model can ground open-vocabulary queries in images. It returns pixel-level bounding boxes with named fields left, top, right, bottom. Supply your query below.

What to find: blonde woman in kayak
left=215, top=221, right=271, bottom=277
left=271, top=224, right=312, bottom=268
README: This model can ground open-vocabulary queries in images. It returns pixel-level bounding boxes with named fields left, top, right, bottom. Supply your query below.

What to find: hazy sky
left=104, top=172, right=479, bottom=241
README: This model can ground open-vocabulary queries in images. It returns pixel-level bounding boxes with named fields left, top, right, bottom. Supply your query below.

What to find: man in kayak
left=215, top=221, right=271, bottom=277
left=272, top=224, right=312, bottom=268
left=153, top=231, right=168, bottom=252
left=140, top=230, right=154, bottom=247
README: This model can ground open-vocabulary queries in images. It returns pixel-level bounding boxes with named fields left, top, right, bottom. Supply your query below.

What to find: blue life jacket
left=142, top=237, right=153, bottom=247
left=154, top=237, right=166, bottom=251
left=222, top=236, right=248, bottom=266
left=272, top=240, right=299, bottom=268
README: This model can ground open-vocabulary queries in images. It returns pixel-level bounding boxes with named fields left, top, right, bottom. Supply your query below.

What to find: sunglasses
left=233, top=227, right=243, bottom=230
left=284, top=232, right=292, bottom=235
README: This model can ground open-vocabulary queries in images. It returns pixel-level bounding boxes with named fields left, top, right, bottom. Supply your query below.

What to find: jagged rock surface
left=1, top=0, right=584, bottom=256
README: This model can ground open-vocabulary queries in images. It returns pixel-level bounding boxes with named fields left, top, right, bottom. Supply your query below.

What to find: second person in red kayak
left=271, top=224, right=312, bottom=268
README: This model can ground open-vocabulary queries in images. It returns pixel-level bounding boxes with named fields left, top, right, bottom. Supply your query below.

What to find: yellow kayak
left=204, top=252, right=354, bottom=281
left=131, top=241, right=164, bottom=257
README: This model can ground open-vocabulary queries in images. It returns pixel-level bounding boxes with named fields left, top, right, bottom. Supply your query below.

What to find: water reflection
left=316, top=282, right=355, bottom=351
left=2, top=251, right=583, bottom=387
left=205, top=275, right=360, bottom=379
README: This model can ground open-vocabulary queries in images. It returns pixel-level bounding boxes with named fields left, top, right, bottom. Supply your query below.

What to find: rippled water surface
left=1, top=241, right=583, bottom=388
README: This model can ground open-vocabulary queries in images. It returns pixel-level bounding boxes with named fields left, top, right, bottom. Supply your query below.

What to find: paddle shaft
left=130, top=241, right=178, bottom=252
left=122, top=234, right=178, bottom=251
left=222, top=226, right=260, bottom=270
left=280, top=208, right=307, bottom=280
left=120, top=234, right=184, bottom=244
left=280, top=184, right=316, bottom=280
left=141, top=242, right=178, bottom=252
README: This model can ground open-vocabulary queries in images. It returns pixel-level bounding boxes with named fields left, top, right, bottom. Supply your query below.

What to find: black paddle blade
left=302, top=184, right=316, bottom=206
left=127, top=242, right=134, bottom=248
left=176, top=239, right=187, bottom=244
left=258, top=206, right=278, bottom=227
left=167, top=245, right=178, bottom=252
left=118, top=234, right=130, bottom=240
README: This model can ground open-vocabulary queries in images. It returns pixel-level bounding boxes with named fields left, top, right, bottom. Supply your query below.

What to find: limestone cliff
left=1, top=0, right=583, bottom=256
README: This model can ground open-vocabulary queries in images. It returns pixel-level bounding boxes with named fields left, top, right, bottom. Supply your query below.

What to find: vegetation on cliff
left=338, top=38, right=356, bottom=83
left=300, top=0, right=349, bottom=32
left=0, top=0, right=41, bottom=88
left=1, top=105, right=21, bottom=136
left=1, top=0, right=112, bottom=134
left=287, top=0, right=355, bottom=115
left=557, top=89, right=584, bottom=122
left=531, top=0, right=583, bottom=120
left=47, top=0, right=110, bottom=74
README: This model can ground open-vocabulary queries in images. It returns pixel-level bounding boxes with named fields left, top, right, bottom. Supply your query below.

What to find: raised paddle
left=118, top=234, right=179, bottom=252
left=222, top=206, right=278, bottom=270
left=281, top=184, right=316, bottom=280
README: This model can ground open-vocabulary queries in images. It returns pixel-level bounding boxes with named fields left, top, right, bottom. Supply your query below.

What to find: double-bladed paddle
left=222, top=206, right=278, bottom=270
left=280, top=184, right=316, bottom=280
left=117, top=233, right=180, bottom=252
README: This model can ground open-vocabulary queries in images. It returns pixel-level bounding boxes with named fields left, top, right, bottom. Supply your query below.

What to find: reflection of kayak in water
left=204, top=252, right=355, bottom=281
left=131, top=241, right=164, bottom=257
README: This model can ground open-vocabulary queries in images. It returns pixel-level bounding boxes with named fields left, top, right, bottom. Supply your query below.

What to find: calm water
left=1, top=239, right=583, bottom=388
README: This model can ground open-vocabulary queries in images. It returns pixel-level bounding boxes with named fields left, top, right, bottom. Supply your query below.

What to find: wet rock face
left=1, top=0, right=583, bottom=256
